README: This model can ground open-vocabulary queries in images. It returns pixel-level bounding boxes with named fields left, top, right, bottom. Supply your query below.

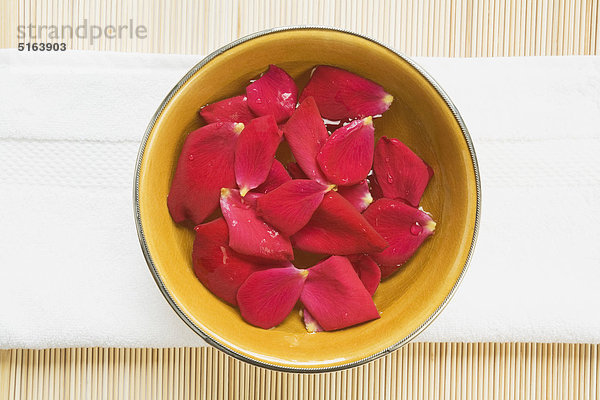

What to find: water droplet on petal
left=410, top=222, right=423, bottom=236
left=188, top=154, right=194, bottom=161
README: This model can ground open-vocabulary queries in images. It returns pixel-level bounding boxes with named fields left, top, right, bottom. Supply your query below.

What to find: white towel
left=0, top=51, right=599, bottom=349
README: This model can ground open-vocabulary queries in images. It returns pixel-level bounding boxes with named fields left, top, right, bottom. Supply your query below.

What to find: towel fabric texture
left=1, top=51, right=599, bottom=348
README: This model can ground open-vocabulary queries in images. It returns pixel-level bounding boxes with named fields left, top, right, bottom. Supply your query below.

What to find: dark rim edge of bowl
left=133, top=25, right=482, bottom=374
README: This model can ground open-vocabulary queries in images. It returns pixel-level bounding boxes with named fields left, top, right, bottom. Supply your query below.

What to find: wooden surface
left=0, top=0, right=599, bottom=56
left=0, top=344, right=598, bottom=399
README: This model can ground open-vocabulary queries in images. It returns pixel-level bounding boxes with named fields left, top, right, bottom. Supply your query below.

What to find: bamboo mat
left=2, top=0, right=600, bottom=398
left=0, top=0, right=599, bottom=56
left=0, top=344, right=599, bottom=399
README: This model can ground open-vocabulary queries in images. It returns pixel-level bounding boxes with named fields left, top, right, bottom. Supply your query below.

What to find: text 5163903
left=18, top=43, right=67, bottom=51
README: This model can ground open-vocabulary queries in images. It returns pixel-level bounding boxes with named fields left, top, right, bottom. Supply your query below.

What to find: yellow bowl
left=134, top=27, right=480, bottom=372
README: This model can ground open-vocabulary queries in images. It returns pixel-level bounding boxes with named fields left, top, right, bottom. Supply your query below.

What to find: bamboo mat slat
left=2, top=0, right=600, bottom=398
left=1, top=0, right=599, bottom=56
left=1, top=344, right=599, bottom=399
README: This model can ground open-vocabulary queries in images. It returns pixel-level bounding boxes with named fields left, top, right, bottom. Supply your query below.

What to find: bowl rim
left=133, top=25, right=482, bottom=373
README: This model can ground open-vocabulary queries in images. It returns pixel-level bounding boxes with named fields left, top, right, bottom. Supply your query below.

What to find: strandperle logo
left=17, top=19, right=148, bottom=45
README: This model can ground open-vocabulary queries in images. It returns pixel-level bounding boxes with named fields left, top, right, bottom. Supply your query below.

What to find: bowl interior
left=137, top=28, right=478, bottom=371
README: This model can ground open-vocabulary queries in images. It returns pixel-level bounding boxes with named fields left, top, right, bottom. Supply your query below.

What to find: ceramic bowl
left=134, top=26, right=480, bottom=372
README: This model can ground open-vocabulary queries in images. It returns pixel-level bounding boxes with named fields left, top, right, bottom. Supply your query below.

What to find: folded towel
left=0, top=51, right=598, bottom=348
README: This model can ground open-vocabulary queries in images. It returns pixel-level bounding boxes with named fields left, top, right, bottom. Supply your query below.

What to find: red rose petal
left=317, top=117, right=375, bottom=186
left=256, top=179, right=334, bottom=236
left=167, top=122, right=244, bottom=225
left=348, top=254, right=381, bottom=296
left=241, top=192, right=263, bottom=208
left=246, top=65, right=298, bottom=124
left=286, top=162, right=308, bottom=179
left=368, top=175, right=384, bottom=201
left=302, top=309, right=324, bottom=333
left=337, top=180, right=373, bottom=212
left=198, top=95, right=255, bottom=124
left=378, top=265, right=399, bottom=280
left=299, top=65, right=393, bottom=120
left=220, top=188, right=294, bottom=261
left=234, top=115, right=282, bottom=196
left=282, top=97, right=329, bottom=183
left=291, top=191, right=388, bottom=255
left=253, top=160, right=291, bottom=194
left=300, top=256, right=380, bottom=331
left=237, top=266, right=308, bottom=329
left=427, top=164, right=435, bottom=180
left=373, top=137, right=432, bottom=207
left=192, top=218, right=271, bottom=306
left=363, top=199, right=436, bottom=273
